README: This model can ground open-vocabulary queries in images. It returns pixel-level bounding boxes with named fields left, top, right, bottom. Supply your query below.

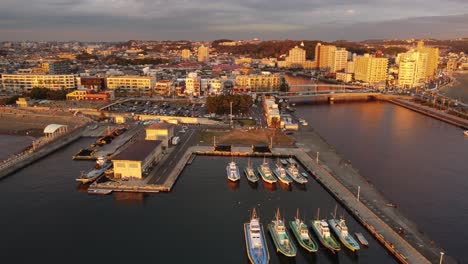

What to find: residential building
left=154, top=80, right=173, bottom=96
left=315, top=43, right=336, bottom=71
left=181, top=49, right=191, bottom=60
left=416, top=41, right=439, bottom=80
left=66, top=90, right=114, bottom=101
left=336, top=72, right=353, bottom=83
left=346, top=61, right=355, bottom=73
left=1, top=74, right=75, bottom=92
left=112, top=140, right=163, bottom=180
left=354, top=54, right=388, bottom=85
left=397, top=51, right=428, bottom=88
left=106, top=76, right=156, bottom=93
left=48, top=61, right=71, bottom=74
left=145, top=123, right=174, bottom=148
left=332, top=48, right=348, bottom=72
left=76, top=77, right=105, bottom=91
left=185, top=72, right=201, bottom=96
left=198, top=45, right=209, bottom=63
left=209, top=78, right=222, bottom=95
left=263, top=96, right=281, bottom=128
left=285, top=45, right=306, bottom=67
left=235, top=73, right=280, bottom=92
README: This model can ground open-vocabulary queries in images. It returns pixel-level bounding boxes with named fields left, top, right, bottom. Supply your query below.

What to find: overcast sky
left=0, top=0, right=467, bottom=41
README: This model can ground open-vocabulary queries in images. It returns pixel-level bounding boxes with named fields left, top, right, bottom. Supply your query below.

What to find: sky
left=0, top=0, right=467, bottom=41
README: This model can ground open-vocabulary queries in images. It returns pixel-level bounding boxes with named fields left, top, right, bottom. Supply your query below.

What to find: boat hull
left=310, top=220, right=341, bottom=253
left=328, top=219, right=360, bottom=252
left=273, top=168, right=292, bottom=185
left=226, top=164, right=241, bottom=182
left=244, top=167, right=259, bottom=183
left=289, top=221, right=318, bottom=252
left=354, top=232, right=369, bottom=247
left=244, top=223, right=269, bottom=264
left=268, top=223, right=297, bottom=257
left=286, top=170, right=308, bottom=184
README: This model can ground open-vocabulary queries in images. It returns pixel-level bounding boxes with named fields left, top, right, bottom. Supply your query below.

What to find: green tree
left=279, top=77, right=289, bottom=92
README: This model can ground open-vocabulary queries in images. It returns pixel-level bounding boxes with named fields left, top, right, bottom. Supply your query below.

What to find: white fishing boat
left=286, top=163, right=308, bottom=184
left=244, top=208, right=269, bottom=264
left=226, top=160, right=241, bottom=182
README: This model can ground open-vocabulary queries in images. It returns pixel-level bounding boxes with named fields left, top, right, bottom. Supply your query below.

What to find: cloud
left=0, top=0, right=466, bottom=41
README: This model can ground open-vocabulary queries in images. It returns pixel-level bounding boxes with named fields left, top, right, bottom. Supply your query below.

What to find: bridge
left=288, top=83, right=366, bottom=90
left=275, top=90, right=382, bottom=104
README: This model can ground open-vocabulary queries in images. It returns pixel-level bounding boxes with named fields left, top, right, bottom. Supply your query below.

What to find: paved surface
left=289, top=128, right=456, bottom=264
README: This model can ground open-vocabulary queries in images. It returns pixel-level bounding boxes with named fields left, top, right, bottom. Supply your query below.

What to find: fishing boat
left=76, top=156, right=112, bottom=184
left=300, top=172, right=309, bottom=178
left=268, top=209, right=297, bottom=257
left=310, top=209, right=341, bottom=253
left=226, top=160, right=241, bottom=182
left=328, top=218, right=360, bottom=252
left=244, top=158, right=260, bottom=183
left=287, top=157, right=296, bottom=165
left=354, top=232, right=369, bottom=247
left=286, top=163, right=308, bottom=184
left=244, top=209, right=269, bottom=264
left=273, top=161, right=293, bottom=185
left=280, top=159, right=288, bottom=166
left=257, top=157, right=277, bottom=184
left=289, top=209, right=318, bottom=252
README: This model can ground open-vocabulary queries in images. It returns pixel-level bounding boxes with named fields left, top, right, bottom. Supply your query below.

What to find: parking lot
left=104, top=100, right=208, bottom=118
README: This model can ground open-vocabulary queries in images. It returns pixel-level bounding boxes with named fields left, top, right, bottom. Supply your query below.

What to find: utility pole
left=439, top=252, right=444, bottom=264
left=230, top=101, right=233, bottom=128
left=357, top=186, right=361, bottom=202
left=316, top=151, right=319, bottom=164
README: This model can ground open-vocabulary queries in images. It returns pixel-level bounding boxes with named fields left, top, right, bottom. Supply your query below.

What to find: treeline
left=206, top=94, right=253, bottom=115
left=25, top=88, right=68, bottom=100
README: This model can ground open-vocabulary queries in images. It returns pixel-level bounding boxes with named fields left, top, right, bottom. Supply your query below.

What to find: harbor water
left=0, top=137, right=396, bottom=263
left=440, top=72, right=468, bottom=104
left=295, top=101, right=468, bottom=263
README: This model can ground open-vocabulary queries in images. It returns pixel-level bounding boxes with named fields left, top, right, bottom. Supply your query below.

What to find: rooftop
left=146, top=123, right=174, bottom=130
left=113, top=140, right=161, bottom=161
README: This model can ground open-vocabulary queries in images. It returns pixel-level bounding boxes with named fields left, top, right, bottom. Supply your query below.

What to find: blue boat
left=244, top=209, right=269, bottom=264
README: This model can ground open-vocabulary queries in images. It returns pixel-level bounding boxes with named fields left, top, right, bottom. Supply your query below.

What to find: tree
left=279, top=77, right=289, bottom=92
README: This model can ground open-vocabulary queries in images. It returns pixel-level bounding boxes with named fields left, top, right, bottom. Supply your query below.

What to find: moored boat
left=273, top=161, right=292, bottom=185
left=328, top=218, right=360, bottom=252
left=354, top=232, right=369, bottom=247
left=244, top=158, right=259, bottom=183
left=289, top=209, right=318, bottom=252
left=300, top=172, right=309, bottom=178
left=226, top=160, right=241, bottom=182
left=257, top=157, right=277, bottom=184
left=280, top=159, right=288, bottom=166
left=464, top=130, right=468, bottom=136
left=310, top=209, right=341, bottom=253
left=268, top=209, right=297, bottom=257
left=244, top=208, right=269, bottom=264
left=286, top=163, right=308, bottom=184
left=76, top=156, right=112, bottom=184
left=287, top=157, right=296, bottom=165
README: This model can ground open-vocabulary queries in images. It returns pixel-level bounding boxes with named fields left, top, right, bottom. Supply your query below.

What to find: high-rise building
left=354, top=54, right=388, bottom=85
left=416, top=41, right=439, bottom=80
left=181, top=49, right=191, bottom=60
left=185, top=72, right=201, bottom=96
left=315, top=43, right=336, bottom=71
left=397, top=51, right=428, bottom=88
left=285, top=46, right=306, bottom=67
left=332, top=48, right=348, bottom=73
left=48, top=61, right=71, bottom=74
left=197, top=45, right=209, bottom=63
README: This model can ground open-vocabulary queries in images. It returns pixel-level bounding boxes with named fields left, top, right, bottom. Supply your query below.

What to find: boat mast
left=333, top=204, right=338, bottom=219
left=296, top=208, right=300, bottom=220
left=316, top=208, right=320, bottom=220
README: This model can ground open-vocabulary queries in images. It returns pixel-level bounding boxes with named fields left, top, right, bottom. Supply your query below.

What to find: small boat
left=286, top=163, right=308, bottom=184
left=87, top=188, right=112, bottom=195
left=310, top=209, right=341, bottom=253
left=287, top=157, right=296, bottom=165
left=354, top=232, right=369, bottom=247
left=273, top=161, right=293, bottom=185
left=300, top=172, right=309, bottom=178
left=329, top=218, right=360, bottom=252
left=226, top=160, right=241, bottom=182
left=76, top=156, right=112, bottom=184
left=289, top=209, right=318, bottom=252
left=280, top=159, right=288, bottom=166
left=268, top=209, right=297, bottom=257
left=464, top=130, right=468, bottom=136
left=244, top=158, right=259, bottom=183
left=244, top=209, right=269, bottom=264
left=257, top=157, right=277, bottom=184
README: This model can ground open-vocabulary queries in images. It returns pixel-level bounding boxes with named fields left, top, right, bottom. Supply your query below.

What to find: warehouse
left=112, top=140, right=162, bottom=180
left=145, top=123, right=174, bottom=148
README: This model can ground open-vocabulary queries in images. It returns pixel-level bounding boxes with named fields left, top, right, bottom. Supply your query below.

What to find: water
left=440, top=72, right=468, bottom=104
left=295, top=101, right=468, bottom=262
left=0, top=137, right=396, bottom=263
left=0, top=134, right=34, bottom=160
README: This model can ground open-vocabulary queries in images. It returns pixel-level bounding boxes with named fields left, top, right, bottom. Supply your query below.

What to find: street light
left=439, top=252, right=444, bottom=264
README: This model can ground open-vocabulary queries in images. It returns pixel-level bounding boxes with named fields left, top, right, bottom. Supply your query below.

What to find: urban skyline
left=0, top=0, right=467, bottom=41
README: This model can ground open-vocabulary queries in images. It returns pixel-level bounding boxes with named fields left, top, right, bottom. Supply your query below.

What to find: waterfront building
left=416, top=41, right=439, bottom=80
left=145, top=123, right=174, bottom=148
left=235, top=73, right=280, bottom=92
left=396, top=51, right=428, bottom=88
left=354, top=54, right=388, bottom=85
left=332, top=48, right=348, bottom=73
left=181, top=49, right=191, bottom=60
left=185, top=72, right=201, bottom=96
left=112, top=140, right=163, bottom=180
left=315, top=43, right=336, bottom=71
left=154, top=80, right=173, bottom=96
left=198, top=45, right=209, bottom=63
left=66, top=90, right=114, bottom=101
left=106, top=76, right=156, bottom=93
left=1, top=74, right=75, bottom=92
left=286, top=46, right=306, bottom=68
left=336, top=72, right=353, bottom=83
